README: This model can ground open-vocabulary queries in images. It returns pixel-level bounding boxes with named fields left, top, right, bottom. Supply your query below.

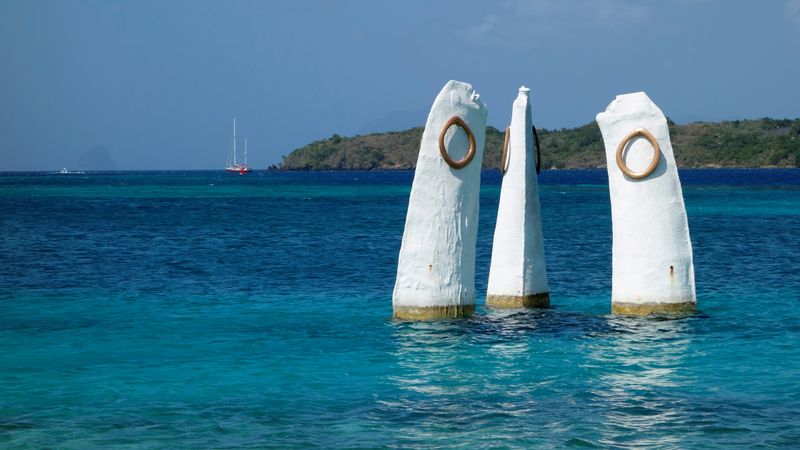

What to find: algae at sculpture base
left=392, top=80, right=488, bottom=320
left=596, top=92, right=696, bottom=316
left=486, top=86, right=549, bottom=308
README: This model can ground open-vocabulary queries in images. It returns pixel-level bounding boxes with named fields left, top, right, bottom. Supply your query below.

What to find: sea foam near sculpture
left=392, top=80, right=488, bottom=320
left=596, top=92, right=696, bottom=315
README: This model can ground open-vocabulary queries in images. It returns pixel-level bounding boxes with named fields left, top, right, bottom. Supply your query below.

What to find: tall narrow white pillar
left=596, top=92, right=696, bottom=315
left=486, top=86, right=549, bottom=308
left=393, top=80, right=488, bottom=320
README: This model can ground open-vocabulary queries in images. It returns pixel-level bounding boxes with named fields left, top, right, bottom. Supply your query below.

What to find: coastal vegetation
left=278, top=118, right=800, bottom=170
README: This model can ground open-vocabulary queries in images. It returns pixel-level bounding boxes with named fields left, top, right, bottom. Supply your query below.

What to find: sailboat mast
left=233, top=117, right=237, bottom=165
left=244, top=138, right=248, bottom=165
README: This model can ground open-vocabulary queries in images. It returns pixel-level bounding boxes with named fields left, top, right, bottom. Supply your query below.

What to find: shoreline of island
left=276, top=117, right=799, bottom=171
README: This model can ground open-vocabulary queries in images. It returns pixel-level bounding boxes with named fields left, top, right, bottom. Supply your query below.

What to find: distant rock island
left=78, top=145, right=119, bottom=171
left=278, top=118, right=799, bottom=170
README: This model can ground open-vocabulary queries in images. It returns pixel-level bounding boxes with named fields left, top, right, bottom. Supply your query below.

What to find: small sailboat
left=225, top=118, right=252, bottom=174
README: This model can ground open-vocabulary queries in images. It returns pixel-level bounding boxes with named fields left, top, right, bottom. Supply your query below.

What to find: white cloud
left=502, top=0, right=651, bottom=25
left=464, top=14, right=499, bottom=41
left=787, top=0, right=800, bottom=27
left=502, top=0, right=558, bottom=16
left=460, top=0, right=651, bottom=46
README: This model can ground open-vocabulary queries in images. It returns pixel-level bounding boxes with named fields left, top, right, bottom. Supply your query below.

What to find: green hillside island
left=277, top=118, right=800, bottom=170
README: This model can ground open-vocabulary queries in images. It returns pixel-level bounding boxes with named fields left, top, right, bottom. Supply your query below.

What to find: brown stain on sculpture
left=612, top=301, right=695, bottom=316
left=486, top=293, right=550, bottom=309
left=394, top=304, right=475, bottom=321
left=669, top=265, right=675, bottom=287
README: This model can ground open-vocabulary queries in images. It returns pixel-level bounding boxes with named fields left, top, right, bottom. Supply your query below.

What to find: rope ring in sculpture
left=616, top=127, right=661, bottom=180
left=438, top=116, right=476, bottom=169
left=500, top=127, right=510, bottom=175
left=501, top=126, right=540, bottom=175
left=533, top=125, right=542, bottom=175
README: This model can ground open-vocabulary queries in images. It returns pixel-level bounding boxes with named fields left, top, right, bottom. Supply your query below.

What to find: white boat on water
left=58, top=168, right=85, bottom=174
left=225, top=118, right=251, bottom=174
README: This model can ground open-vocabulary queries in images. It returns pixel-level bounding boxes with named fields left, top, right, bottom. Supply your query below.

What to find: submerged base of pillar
left=393, top=304, right=475, bottom=321
left=612, top=301, right=696, bottom=316
left=486, top=293, right=550, bottom=309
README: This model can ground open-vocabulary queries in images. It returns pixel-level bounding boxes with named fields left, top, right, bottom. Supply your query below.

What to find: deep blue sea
left=1, top=169, right=799, bottom=448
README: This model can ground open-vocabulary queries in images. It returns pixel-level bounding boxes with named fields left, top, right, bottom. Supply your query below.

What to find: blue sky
left=1, top=0, right=799, bottom=170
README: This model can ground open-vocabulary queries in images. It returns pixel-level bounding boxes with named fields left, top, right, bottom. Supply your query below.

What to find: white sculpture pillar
left=392, top=80, right=488, bottom=320
left=596, top=92, right=696, bottom=315
left=486, top=86, right=549, bottom=308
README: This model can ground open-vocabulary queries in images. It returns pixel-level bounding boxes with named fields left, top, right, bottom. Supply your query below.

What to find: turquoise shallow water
left=1, top=169, right=799, bottom=448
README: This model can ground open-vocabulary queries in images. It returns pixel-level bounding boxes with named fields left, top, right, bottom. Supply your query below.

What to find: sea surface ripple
left=1, top=169, right=799, bottom=448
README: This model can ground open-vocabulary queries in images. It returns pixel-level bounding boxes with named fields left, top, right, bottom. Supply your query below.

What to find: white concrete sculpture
left=596, top=92, right=696, bottom=315
left=393, top=80, right=488, bottom=320
left=486, top=86, right=549, bottom=308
